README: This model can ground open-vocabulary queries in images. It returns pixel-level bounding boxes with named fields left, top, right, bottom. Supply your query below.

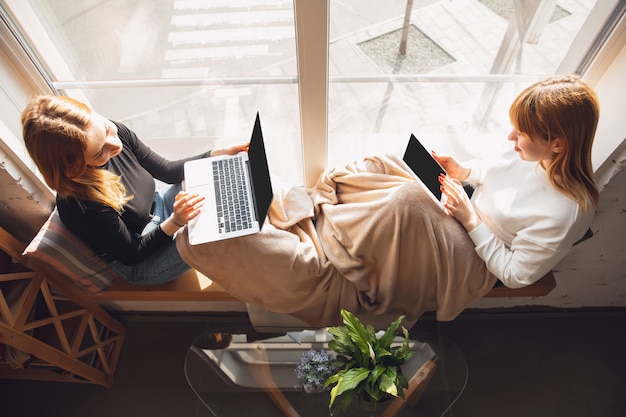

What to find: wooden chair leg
left=380, top=359, right=437, bottom=417
left=247, top=344, right=301, bottom=417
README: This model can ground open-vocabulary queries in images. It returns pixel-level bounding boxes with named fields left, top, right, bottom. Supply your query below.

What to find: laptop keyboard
left=212, top=158, right=253, bottom=234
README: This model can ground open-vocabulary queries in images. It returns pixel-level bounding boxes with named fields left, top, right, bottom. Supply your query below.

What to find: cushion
left=22, top=210, right=121, bottom=294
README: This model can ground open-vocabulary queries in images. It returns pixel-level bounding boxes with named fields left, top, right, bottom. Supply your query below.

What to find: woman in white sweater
left=434, top=75, right=599, bottom=289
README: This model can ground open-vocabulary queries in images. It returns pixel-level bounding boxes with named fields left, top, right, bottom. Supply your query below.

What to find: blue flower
left=295, top=349, right=338, bottom=394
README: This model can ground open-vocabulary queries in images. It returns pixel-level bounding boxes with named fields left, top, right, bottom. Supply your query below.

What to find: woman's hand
left=172, top=191, right=204, bottom=224
left=210, top=142, right=250, bottom=157
left=161, top=191, right=205, bottom=236
left=432, top=151, right=470, bottom=180
left=439, top=174, right=481, bottom=232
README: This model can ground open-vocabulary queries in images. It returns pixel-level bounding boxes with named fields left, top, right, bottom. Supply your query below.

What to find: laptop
left=402, top=134, right=446, bottom=202
left=183, top=112, right=274, bottom=245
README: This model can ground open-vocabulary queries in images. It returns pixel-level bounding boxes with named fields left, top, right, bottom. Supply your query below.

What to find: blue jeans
left=106, top=184, right=191, bottom=285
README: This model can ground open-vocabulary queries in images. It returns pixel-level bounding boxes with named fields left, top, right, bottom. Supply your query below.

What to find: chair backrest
left=22, top=209, right=121, bottom=294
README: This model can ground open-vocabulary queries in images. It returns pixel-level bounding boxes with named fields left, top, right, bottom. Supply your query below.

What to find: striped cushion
left=23, top=210, right=120, bottom=294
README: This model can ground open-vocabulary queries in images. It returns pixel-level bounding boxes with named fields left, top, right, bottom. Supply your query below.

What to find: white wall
left=0, top=21, right=55, bottom=243
left=593, top=41, right=626, bottom=178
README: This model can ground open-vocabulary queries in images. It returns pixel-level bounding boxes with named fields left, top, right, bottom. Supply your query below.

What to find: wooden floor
left=1, top=308, right=624, bottom=417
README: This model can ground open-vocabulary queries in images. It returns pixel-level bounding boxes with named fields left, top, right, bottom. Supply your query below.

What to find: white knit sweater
left=465, top=148, right=594, bottom=288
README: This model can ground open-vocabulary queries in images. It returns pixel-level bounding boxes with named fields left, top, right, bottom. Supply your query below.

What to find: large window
left=1, top=0, right=623, bottom=186
left=3, top=0, right=302, bottom=182
left=327, top=0, right=608, bottom=166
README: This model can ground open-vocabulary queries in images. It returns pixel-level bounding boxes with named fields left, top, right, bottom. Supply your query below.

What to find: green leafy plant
left=324, top=309, right=416, bottom=415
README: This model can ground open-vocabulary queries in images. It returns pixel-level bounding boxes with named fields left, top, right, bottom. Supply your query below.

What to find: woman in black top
left=22, top=95, right=247, bottom=285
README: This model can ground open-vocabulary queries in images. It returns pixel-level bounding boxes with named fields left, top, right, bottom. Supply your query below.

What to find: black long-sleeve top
left=57, top=121, right=210, bottom=265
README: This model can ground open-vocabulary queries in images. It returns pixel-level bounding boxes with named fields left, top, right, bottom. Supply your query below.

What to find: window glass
left=328, top=0, right=598, bottom=167
left=1, top=0, right=611, bottom=184
left=16, top=0, right=301, bottom=183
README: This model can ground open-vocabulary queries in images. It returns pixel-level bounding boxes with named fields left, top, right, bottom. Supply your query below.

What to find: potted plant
left=295, top=349, right=339, bottom=394
left=324, top=309, right=416, bottom=415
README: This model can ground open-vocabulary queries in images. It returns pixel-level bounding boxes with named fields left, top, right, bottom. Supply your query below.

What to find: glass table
left=185, top=326, right=467, bottom=417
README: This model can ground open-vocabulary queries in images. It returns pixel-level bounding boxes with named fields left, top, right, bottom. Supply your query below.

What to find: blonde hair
left=22, top=95, right=131, bottom=212
left=509, top=75, right=599, bottom=212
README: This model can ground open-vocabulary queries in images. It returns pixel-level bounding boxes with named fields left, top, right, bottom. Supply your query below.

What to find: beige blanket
left=177, top=155, right=497, bottom=326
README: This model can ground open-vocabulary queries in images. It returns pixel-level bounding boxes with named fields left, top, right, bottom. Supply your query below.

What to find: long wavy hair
left=22, top=95, right=131, bottom=212
left=509, top=74, right=599, bottom=212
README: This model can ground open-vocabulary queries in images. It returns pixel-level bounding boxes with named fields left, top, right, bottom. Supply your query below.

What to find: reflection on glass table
left=185, top=327, right=467, bottom=417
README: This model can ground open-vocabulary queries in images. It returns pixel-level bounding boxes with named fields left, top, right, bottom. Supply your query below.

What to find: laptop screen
left=248, top=112, right=273, bottom=226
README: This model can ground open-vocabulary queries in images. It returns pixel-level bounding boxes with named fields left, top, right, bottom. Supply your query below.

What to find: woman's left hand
left=210, top=142, right=250, bottom=157
left=160, top=191, right=205, bottom=236
left=439, top=174, right=481, bottom=232
left=173, top=191, right=205, bottom=225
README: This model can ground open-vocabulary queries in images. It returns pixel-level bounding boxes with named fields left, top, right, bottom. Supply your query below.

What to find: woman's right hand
left=432, top=151, right=470, bottom=180
left=210, top=142, right=250, bottom=157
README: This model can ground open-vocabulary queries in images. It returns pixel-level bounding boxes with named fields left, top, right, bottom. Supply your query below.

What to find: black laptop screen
left=247, top=112, right=274, bottom=226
